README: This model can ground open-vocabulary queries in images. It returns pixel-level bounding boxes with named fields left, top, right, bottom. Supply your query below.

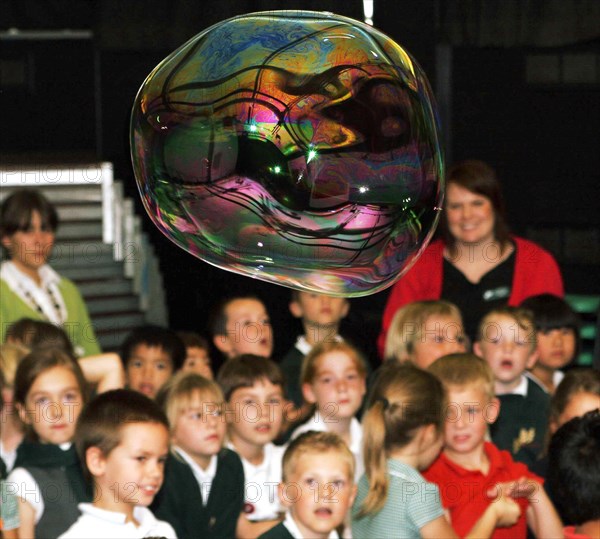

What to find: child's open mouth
left=315, top=507, right=333, bottom=517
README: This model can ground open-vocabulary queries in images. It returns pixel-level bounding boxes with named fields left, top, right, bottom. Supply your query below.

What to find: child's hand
left=487, top=477, right=538, bottom=500
left=488, top=488, right=521, bottom=528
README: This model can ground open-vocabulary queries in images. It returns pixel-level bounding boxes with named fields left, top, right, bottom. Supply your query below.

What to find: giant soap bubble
left=131, top=10, right=443, bottom=297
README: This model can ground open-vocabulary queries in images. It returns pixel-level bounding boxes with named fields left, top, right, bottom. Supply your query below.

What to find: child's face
left=444, top=384, right=499, bottom=458
left=552, top=392, right=600, bottom=433
left=536, top=328, right=576, bottom=370
left=171, top=391, right=226, bottom=469
left=474, top=315, right=537, bottom=392
left=20, top=365, right=83, bottom=445
left=92, top=422, right=169, bottom=516
left=411, top=314, right=466, bottom=369
left=126, top=344, right=174, bottom=399
left=183, top=346, right=213, bottom=379
left=280, top=450, right=356, bottom=539
left=290, top=293, right=349, bottom=328
left=227, top=379, right=284, bottom=450
left=303, top=352, right=366, bottom=420
left=218, top=299, right=273, bottom=358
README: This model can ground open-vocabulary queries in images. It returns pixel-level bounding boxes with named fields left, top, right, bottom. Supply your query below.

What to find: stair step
left=96, top=328, right=135, bottom=351
left=49, top=241, right=114, bottom=268
left=59, top=263, right=125, bottom=282
left=55, top=221, right=103, bottom=240
left=57, top=204, right=103, bottom=221
left=93, top=312, right=146, bottom=332
left=78, top=279, right=134, bottom=297
left=86, top=295, right=140, bottom=315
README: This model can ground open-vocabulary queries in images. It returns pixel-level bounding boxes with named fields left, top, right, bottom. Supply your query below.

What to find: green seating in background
left=565, top=294, right=600, bottom=368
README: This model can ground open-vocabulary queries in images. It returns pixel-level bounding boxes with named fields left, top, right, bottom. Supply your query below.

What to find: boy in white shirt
left=59, top=389, right=175, bottom=538
left=474, top=306, right=551, bottom=468
left=258, top=431, right=357, bottom=539
left=217, top=355, right=287, bottom=531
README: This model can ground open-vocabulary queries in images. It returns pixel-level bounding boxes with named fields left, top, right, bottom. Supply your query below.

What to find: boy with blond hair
left=59, top=389, right=175, bottom=538
left=217, top=355, right=286, bottom=531
left=424, top=353, right=563, bottom=539
left=258, top=431, right=357, bottom=539
left=474, top=306, right=550, bottom=467
left=150, top=371, right=249, bottom=539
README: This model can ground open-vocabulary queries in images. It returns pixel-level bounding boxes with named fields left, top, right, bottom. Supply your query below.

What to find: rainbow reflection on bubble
left=130, top=10, right=443, bottom=297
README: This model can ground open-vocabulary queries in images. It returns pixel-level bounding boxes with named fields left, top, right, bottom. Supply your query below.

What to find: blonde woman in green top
left=0, top=189, right=100, bottom=356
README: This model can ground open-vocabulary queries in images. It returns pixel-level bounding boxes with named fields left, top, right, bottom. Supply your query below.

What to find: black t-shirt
left=441, top=249, right=516, bottom=342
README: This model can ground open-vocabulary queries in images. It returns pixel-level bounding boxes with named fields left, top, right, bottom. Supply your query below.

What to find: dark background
left=1, top=0, right=599, bottom=366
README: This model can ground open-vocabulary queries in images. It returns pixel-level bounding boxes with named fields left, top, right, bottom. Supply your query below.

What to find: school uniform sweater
left=9, top=442, right=91, bottom=539
left=150, top=447, right=244, bottom=539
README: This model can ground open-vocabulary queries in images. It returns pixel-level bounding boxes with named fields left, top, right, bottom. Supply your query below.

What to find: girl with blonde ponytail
left=351, top=363, right=521, bottom=539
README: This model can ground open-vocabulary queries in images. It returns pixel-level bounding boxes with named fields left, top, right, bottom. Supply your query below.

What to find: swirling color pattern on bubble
left=130, top=10, right=444, bottom=297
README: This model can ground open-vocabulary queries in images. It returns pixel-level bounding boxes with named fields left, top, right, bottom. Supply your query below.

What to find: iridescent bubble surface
left=130, top=10, right=443, bottom=297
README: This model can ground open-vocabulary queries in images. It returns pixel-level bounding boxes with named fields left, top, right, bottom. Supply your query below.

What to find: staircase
left=0, top=163, right=167, bottom=351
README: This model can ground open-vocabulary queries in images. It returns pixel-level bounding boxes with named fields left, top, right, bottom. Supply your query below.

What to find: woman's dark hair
left=0, top=189, right=59, bottom=239
left=442, top=160, right=510, bottom=252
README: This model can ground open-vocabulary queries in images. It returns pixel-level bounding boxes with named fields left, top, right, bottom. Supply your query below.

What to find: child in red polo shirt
left=424, top=354, right=563, bottom=539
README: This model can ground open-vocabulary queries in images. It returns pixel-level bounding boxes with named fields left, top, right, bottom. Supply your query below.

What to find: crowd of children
left=1, top=286, right=598, bottom=538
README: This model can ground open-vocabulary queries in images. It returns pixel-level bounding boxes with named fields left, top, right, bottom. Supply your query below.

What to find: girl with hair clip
left=351, top=363, right=520, bottom=539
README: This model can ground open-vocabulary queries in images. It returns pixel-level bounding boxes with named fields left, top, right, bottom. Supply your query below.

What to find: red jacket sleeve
left=509, top=236, right=564, bottom=305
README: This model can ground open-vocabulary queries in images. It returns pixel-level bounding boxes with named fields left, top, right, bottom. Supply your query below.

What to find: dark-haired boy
left=121, top=325, right=185, bottom=399
left=547, top=410, right=600, bottom=539
left=177, top=330, right=213, bottom=379
left=59, top=389, right=175, bottom=538
left=210, top=296, right=273, bottom=360
left=217, top=355, right=286, bottom=533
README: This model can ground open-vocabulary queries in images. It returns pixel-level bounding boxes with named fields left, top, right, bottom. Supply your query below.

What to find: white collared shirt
left=290, top=412, right=364, bottom=482
left=173, top=446, right=217, bottom=505
left=58, top=503, right=176, bottom=538
left=507, top=374, right=529, bottom=397
left=227, top=441, right=285, bottom=521
left=525, top=370, right=565, bottom=393
left=283, top=511, right=339, bottom=539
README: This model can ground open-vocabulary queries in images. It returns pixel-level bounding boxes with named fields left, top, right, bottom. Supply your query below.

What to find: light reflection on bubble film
left=130, top=10, right=443, bottom=297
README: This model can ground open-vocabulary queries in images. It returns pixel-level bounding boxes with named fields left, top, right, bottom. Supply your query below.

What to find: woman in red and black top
left=378, top=160, right=563, bottom=355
